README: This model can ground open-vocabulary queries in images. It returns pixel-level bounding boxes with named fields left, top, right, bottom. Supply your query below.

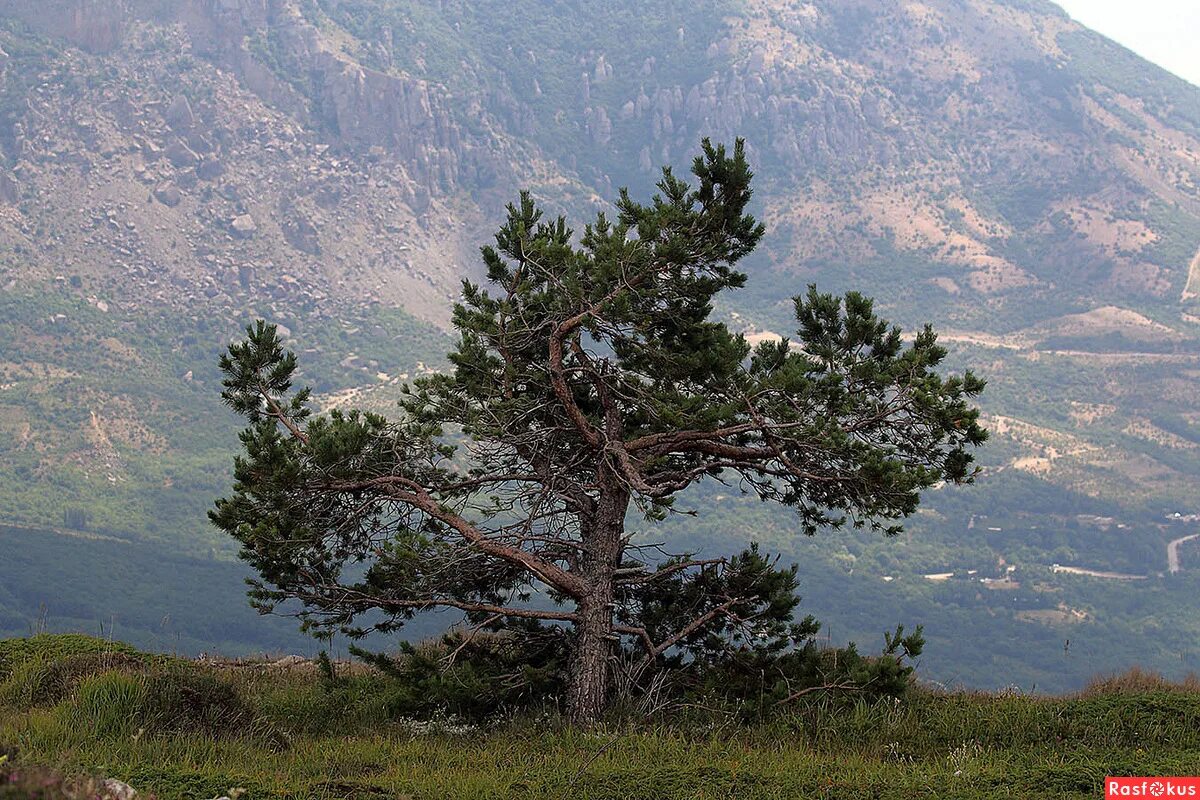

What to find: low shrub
left=353, top=626, right=568, bottom=722
left=62, top=671, right=147, bottom=738
left=53, top=668, right=270, bottom=743
left=1082, top=666, right=1200, bottom=696
left=140, top=670, right=256, bottom=737
left=682, top=624, right=926, bottom=716
left=0, top=651, right=145, bottom=709
left=0, top=635, right=142, bottom=681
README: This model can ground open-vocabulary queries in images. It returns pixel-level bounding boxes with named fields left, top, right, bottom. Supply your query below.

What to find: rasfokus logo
left=1107, top=778, right=1200, bottom=798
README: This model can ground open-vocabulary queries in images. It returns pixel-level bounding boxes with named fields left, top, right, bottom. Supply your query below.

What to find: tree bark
left=566, top=480, right=627, bottom=723
left=567, top=593, right=613, bottom=723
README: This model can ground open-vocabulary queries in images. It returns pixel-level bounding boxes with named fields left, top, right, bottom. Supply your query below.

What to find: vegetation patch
left=0, top=639, right=1195, bottom=798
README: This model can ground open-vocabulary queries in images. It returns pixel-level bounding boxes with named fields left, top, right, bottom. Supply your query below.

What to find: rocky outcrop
left=0, top=0, right=130, bottom=52
left=0, top=170, right=18, bottom=204
left=0, top=0, right=493, bottom=190
left=229, top=1, right=495, bottom=190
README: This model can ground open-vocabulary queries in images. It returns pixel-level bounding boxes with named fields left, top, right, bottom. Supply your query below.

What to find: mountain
left=0, top=0, right=1198, bottom=688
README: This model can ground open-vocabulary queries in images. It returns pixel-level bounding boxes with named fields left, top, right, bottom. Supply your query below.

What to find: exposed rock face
left=0, top=0, right=1195, bottom=318
left=0, top=0, right=130, bottom=52
left=231, top=1, right=493, bottom=190
left=0, top=171, right=18, bottom=204
left=0, top=0, right=491, bottom=191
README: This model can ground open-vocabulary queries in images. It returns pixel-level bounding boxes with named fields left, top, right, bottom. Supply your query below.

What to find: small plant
left=882, top=740, right=914, bottom=764
left=63, top=672, right=147, bottom=738
left=316, top=651, right=338, bottom=692
left=947, top=740, right=986, bottom=774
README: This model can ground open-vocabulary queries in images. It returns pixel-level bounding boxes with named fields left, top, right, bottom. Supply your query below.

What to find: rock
left=0, top=171, right=19, bottom=204
left=5, top=1, right=129, bottom=53
left=153, top=182, right=182, bottom=207
left=165, top=96, right=195, bottom=130
left=237, top=263, right=255, bottom=287
left=186, top=132, right=214, bottom=155
left=270, top=655, right=307, bottom=669
left=230, top=214, right=257, bottom=238
left=102, top=778, right=137, bottom=800
left=176, top=169, right=199, bottom=190
left=165, top=140, right=200, bottom=169
left=196, top=157, right=226, bottom=181
left=281, top=212, right=320, bottom=255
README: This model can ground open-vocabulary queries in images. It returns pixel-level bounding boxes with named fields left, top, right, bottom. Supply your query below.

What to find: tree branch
left=329, top=476, right=589, bottom=599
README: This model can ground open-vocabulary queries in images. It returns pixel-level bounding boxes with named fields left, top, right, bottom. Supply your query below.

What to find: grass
left=0, top=636, right=1197, bottom=799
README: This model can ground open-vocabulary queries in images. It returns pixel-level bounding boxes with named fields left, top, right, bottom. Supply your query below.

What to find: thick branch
left=331, top=476, right=589, bottom=600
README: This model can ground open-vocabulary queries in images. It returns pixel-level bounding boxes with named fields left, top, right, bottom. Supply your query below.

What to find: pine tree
left=211, top=139, right=987, bottom=722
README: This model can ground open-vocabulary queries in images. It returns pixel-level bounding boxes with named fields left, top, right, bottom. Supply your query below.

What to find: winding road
left=1168, top=533, right=1200, bottom=574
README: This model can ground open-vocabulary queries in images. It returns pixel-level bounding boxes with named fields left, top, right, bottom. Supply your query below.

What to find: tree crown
left=211, top=140, right=985, bottom=714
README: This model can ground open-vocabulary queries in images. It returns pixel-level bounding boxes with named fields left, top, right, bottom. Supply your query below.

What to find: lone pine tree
left=212, top=140, right=987, bottom=722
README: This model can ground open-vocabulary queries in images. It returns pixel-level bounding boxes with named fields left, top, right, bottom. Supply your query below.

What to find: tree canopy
left=212, top=139, right=986, bottom=721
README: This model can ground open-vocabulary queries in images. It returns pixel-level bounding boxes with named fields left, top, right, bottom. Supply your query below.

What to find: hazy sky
left=1053, top=0, right=1200, bottom=87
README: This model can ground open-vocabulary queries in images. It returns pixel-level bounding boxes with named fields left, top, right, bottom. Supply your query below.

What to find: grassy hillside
left=0, top=636, right=1197, bottom=799
left=0, top=283, right=449, bottom=553
left=0, top=525, right=310, bottom=654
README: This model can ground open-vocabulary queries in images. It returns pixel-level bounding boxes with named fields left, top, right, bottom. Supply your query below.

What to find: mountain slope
left=0, top=0, right=1198, bottom=688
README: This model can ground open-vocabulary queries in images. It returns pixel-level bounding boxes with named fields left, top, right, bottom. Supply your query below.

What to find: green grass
left=0, top=636, right=1196, bottom=799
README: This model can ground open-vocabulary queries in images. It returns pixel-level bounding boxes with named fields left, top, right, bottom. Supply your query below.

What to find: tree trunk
left=566, top=481, right=627, bottom=723
left=567, top=595, right=613, bottom=723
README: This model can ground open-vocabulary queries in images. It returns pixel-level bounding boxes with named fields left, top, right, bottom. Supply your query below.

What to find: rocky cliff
left=4, top=0, right=1196, bottom=321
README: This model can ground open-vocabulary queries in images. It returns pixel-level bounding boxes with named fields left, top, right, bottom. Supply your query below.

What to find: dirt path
left=1050, top=564, right=1147, bottom=580
left=1168, top=532, right=1200, bottom=574
left=1182, top=245, right=1200, bottom=301
left=0, top=518, right=131, bottom=543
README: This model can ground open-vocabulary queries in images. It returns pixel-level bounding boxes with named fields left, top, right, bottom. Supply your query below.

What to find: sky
left=1052, top=0, right=1200, bottom=87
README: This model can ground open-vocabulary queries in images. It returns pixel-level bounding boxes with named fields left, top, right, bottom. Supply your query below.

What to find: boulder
left=165, top=140, right=200, bottom=169
left=282, top=211, right=320, bottom=254
left=165, top=96, right=195, bottom=131
left=102, top=778, right=137, bottom=800
left=153, top=182, right=182, bottom=207
left=230, top=214, right=257, bottom=238
left=196, top=157, right=226, bottom=181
